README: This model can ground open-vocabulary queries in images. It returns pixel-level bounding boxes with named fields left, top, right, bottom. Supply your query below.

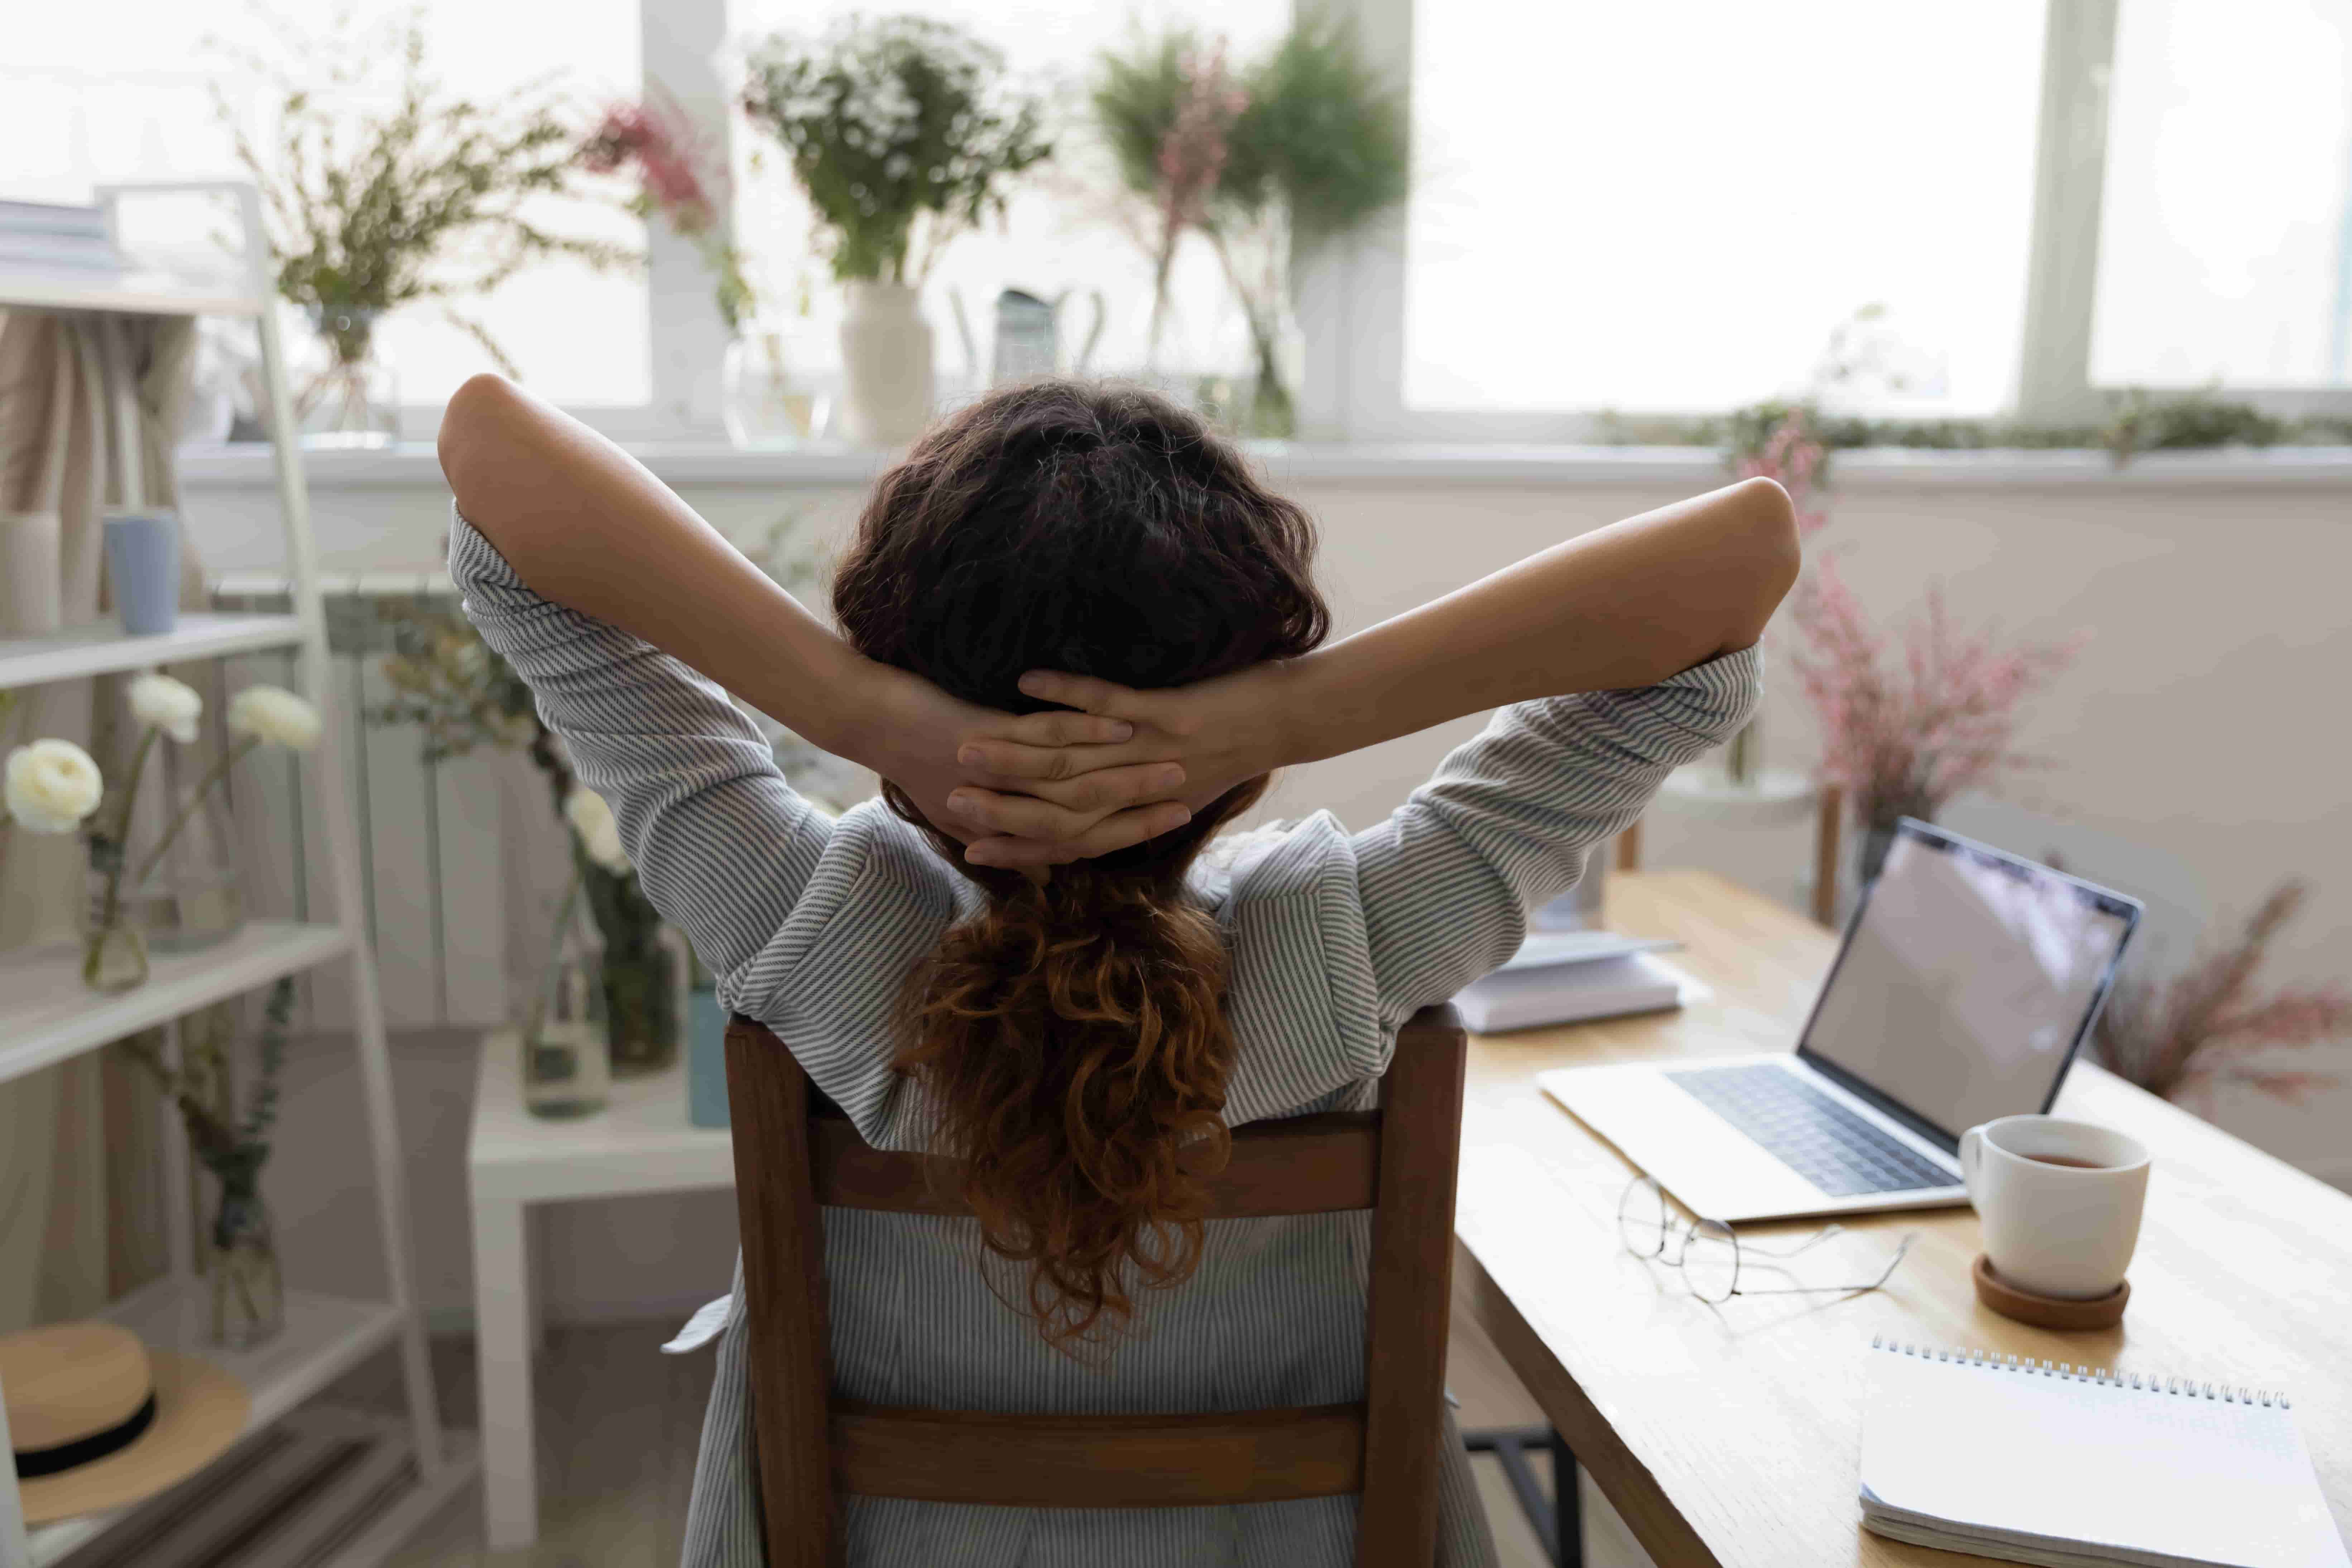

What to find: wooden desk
left=1454, top=869, right=2352, bottom=1568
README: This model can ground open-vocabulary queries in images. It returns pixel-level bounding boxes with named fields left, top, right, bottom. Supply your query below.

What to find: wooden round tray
left=1973, top=1254, right=2130, bottom=1329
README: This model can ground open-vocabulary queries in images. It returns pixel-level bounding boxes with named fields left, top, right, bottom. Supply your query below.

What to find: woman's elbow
left=1714, top=476, right=1804, bottom=644
left=437, top=372, right=523, bottom=506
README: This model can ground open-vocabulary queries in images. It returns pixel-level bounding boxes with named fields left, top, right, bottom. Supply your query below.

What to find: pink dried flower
left=1791, top=552, right=2088, bottom=827
left=1738, top=411, right=1832, bottom=538
left=1143, top=42, right=1248, bottom=363
left=583, top=92, right=719, bottom=236
left=2083, top=877, right=2352, bottom=1108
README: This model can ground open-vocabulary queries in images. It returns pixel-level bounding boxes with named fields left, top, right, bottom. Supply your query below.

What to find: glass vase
left=721, top=331, right=826, bottom=449
left=525, top=889, right=613, bottom=1120
left=206, top=1159, right=285, bottom=1350
left=82, top=836, right=150, bottom=993
left=296, top=306, right=399, bottom=450
left=582, top=859, right=685, bottom=1078
left=126, top=740, right=245, bottom=954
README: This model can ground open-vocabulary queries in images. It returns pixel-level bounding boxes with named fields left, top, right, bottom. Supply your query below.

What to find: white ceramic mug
left=1959, top=1114, right=2150, bottom=1300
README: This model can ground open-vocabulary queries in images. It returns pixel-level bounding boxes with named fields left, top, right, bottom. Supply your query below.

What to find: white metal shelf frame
left=0, top=180, right=454, bottom=1568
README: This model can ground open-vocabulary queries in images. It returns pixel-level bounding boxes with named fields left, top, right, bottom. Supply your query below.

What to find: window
left=4, top=1, right=650, bottom=418
left=726, top=0, right=1289, bottom=398
left=2091, top=0, right=2352, bottom=391
left=1396, top=1, right=2048, bottom=425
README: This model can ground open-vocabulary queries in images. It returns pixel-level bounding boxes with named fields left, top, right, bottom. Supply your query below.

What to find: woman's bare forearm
left=1274, top=477, right=1800, bottom=767
left=434, top=374, right=866, bottom=755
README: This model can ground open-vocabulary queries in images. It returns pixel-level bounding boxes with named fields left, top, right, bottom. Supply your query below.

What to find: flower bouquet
left=739, top=14, right=1051, bottom=445
left=4, top=675, right=320, bottom=992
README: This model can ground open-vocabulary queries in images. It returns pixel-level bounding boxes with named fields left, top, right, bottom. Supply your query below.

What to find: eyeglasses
left=1617, top=1175, right=1919, bottom=1304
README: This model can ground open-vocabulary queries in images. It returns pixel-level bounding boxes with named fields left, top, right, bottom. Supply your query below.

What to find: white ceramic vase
left=837, top=280, right=935, bottom=447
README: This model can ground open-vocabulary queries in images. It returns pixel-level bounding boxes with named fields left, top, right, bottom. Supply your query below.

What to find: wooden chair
left=723, top=1003, right=1470, bottom=1568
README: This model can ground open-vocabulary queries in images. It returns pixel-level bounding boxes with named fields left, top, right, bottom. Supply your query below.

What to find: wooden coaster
left=1973, top=1253, right=2130, bottom=1329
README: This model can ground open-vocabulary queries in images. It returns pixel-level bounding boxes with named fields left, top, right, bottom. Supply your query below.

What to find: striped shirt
left=450, top=505, right=1763, bottom=1567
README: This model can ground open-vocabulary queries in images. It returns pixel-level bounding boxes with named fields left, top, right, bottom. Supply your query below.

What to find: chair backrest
left=723, top=1002, right=1468, bottom=1568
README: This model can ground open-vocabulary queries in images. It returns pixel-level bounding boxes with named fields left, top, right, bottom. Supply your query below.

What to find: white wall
left=179, top=447, right=2352, bottom=1326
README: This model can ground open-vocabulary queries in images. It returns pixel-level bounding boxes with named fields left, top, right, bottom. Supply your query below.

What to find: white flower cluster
left=228, top=686, right=322, bottom=751
left=4, top=739, right=103, bottom=834
left=130, top=672, right=203, bottom=743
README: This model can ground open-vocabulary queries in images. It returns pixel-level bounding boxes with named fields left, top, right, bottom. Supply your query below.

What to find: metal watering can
left=949, top=288, right=1108, bottom=385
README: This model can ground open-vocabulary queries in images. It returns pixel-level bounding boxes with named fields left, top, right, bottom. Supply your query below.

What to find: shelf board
left=0, top=920, right=349, bottom=1087
left=25, top=1282, right=407, bottom=1566
left=0, top=612, right=307, bottom=690
left=0, top=269, right=262, bottom=319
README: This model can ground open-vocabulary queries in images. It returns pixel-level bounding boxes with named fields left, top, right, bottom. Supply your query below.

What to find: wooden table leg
left=1812, top=786, right=1843, bottom=929
left=1615, top=819, right=1642, bottom=874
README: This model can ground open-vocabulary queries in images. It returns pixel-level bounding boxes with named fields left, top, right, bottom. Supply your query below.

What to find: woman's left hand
left=844, top=657, right=1196, bottom=865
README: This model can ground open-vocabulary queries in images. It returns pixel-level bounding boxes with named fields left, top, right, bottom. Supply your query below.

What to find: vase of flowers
left=296, top=305, right=399, bottom=449
left=565, top=786, right=686, bottom=1077
left=218, top=9, right=632, bottom=446
left=1791, top=556, right=2087, bottom=916
left=523, top=861, right=613, bottom=1120
left=3, top=674, right=317, bottom=993
left=1094, top=17, right=1406, bottom=438
left=740, top=15, right=1050, bottom=448
left=721, top=328, right=827, bottom=448
left=120, top=978, right=298, bottom=1348
left=374, top=599, right=704, bottom=1078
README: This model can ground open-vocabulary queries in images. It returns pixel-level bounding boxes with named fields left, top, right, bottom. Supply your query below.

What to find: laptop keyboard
left=1664, top=1063, right=1958, bottom=1197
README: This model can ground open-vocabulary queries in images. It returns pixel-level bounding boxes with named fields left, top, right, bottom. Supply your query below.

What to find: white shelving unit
left=0, top=183, right=465, bottom=1567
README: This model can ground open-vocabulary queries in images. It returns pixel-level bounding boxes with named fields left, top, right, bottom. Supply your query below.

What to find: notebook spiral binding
left=1870, top=1335, right=2291, bottom=1409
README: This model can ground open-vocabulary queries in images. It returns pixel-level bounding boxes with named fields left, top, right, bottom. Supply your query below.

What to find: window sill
left=175, top=440, right=2352, bottom=492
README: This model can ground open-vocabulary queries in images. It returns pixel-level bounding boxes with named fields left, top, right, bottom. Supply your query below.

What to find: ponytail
left=888, top=849, right=1241, bottom=1353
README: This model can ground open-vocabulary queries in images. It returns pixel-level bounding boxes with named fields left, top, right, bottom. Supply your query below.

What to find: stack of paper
left=1452, top=930, right=1689, bottom=1032
left=0, top=201, right=126, bottom=277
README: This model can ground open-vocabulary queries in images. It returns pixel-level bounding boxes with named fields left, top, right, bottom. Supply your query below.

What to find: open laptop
left=1540, top=818, right=2143, bottom=1223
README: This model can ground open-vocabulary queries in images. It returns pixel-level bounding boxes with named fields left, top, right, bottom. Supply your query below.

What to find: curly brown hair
left=829, top=379, right=1330, bottom=1352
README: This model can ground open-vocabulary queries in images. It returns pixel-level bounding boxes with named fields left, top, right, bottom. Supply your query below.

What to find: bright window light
left=2091, top=0, right=2352, bottom=388
left=1405, top=1, right=2048, bottom=416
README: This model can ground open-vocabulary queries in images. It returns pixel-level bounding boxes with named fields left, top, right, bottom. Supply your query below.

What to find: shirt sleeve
left=446, top=502, right=831, bottom=985
left=1351, top=642, right=1764, bottom=1029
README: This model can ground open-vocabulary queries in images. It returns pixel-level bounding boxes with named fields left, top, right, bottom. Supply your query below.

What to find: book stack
left=0, top=200, right=127, bottom=279
left=1451, top=929, right=1692, bottom=1033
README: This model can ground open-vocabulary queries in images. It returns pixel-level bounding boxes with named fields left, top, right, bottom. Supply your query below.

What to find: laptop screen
left=1795, top=821, right=2142, bottom=1146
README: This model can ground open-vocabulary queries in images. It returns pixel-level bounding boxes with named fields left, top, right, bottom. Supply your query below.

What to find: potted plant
left=739, top=14, right=1051, bottom=447
left=212, top=10, right=633, bottom=446
left=1093, top=12, right=1407, bottom=436
left=119, top=978, right=300, bottom=1348
left=1790, top=556, right=2087, bottom=903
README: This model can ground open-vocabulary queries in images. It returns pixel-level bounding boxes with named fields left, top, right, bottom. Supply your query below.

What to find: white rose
left=565, top=786, right=632, bottom=874
left=129, top=672, right=203, bottom=743
left=4, top=739, right=105, bottom=834
left=227, top=685, right=321, bottom=751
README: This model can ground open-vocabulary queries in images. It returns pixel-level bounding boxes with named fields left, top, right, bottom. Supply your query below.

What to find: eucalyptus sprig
left=210, top=5, right=637, bottom=371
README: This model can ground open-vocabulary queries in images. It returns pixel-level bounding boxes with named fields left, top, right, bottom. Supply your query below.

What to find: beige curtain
left=0, top=308, right=209, bottom=1329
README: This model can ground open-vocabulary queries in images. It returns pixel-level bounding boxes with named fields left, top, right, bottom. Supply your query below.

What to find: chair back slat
left=832, top=1400, right=1365, bottom=1506
left=812, top=1110, right=1381, bottom=1218
left=725, top=1003, right=1467, bottom=1568
left=723, top=1021, right=838, bottom=1568
left=1355, top=1010, right=1469, bottom=1568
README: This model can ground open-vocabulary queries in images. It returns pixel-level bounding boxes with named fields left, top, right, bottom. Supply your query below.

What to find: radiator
left=208, top=573, right=573, bottom=1035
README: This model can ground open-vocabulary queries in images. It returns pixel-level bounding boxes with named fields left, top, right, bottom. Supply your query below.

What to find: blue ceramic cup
left=102, top=510, right=179, bottom=636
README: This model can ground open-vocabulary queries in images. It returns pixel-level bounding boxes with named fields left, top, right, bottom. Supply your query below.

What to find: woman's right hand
left=946, top=661, right=1302, bottom=867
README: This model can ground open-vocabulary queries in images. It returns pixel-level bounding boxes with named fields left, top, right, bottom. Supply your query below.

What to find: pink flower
left=1737, top=411, right=1831, bottom=538
left=1790, top=552, right=2088, bottom=826
left=1155, top=43, right=1248, bottom=248
left=583, top=93, right=720, bottom=236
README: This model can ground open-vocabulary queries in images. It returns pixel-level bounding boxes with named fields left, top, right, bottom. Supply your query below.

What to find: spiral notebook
left=1861, top=1338, right=2350, bottom=1568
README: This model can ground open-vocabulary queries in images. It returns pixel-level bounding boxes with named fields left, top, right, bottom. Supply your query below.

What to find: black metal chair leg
left=1461, top=1424, right=1581, bottom=1568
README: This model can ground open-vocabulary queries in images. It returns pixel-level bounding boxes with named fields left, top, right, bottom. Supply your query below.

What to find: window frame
left=1301, top=0, right=2352, bottom=443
